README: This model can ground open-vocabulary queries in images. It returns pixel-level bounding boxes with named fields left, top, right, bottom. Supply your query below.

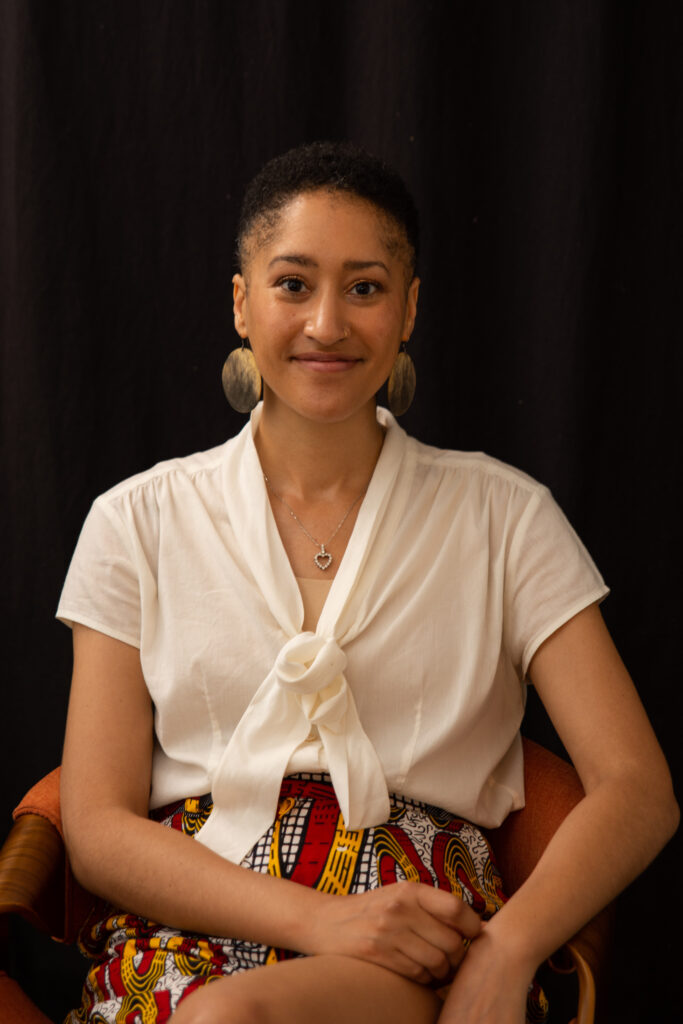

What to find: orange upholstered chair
left=0, top=739, right=612, bottom=1023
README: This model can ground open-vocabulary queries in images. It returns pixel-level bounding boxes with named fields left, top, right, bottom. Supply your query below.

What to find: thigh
left=172, top=953, right=443, bottom=1024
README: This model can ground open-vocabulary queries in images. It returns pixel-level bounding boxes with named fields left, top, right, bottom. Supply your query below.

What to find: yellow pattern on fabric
left=182, top=796, right=213, bottom=836
left=175, top=951, right=216, bottom=976
left=120, top=946, right=167, bottom=995
left=188, top=938, right=214, bottom=963
left=482, top=856, right=505, bottom=913
left=117, top=991, right=162, bottom=1024
left=268, top=795, right=296, bottom=878
left=527, top=987, right=550, bottom=1022
left=316, top=815, right=364, bottom=894
left=373, top=826, right=422, bottom=883
left=426, top=806, right=454, bottom=829
left=442, top=834, right=503, bottom=914
left=85, top=965, right=107, bottom=1008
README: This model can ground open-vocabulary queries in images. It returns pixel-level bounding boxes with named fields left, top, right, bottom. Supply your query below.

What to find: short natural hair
left=236, top=141, right=419, bottom=280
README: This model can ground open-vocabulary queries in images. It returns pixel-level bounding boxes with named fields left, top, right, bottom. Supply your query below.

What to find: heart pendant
left=314, top=547, right=333, bottom=571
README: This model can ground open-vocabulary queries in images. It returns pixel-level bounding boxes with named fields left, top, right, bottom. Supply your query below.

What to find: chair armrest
left=0, top=814, right=66, bottom=938
left=5, top=767, right=97, bottom=943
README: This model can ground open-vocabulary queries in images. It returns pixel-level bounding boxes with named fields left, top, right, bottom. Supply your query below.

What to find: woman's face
left=232, top=189, right=419, bottom=426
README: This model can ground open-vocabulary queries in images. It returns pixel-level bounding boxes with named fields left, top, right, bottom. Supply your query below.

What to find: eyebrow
left=267, top=254, right=390, bottom=273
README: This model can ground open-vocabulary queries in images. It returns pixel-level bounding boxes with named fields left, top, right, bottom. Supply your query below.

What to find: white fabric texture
left=57, top=406, right=609, bottom=864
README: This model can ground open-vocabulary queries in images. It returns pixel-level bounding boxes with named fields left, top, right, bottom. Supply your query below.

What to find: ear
left=402, top=277, right=420, bottom=341
left=232, top=274, right=249, bottom=338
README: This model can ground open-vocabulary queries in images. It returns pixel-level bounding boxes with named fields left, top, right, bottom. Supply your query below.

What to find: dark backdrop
left=1, top=1, right=681, bottom=1020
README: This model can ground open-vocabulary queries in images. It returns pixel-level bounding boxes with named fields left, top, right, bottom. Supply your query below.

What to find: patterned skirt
left=66, top=774, right=548, bottom=1023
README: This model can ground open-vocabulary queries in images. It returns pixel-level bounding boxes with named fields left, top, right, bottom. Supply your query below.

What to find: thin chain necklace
left=263, top=474, right=366, bottom=572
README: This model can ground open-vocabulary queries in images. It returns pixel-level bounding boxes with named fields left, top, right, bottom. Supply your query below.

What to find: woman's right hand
left=304, top=881, right=481, bottom=984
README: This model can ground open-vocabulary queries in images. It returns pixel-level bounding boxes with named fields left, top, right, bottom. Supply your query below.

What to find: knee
left=224, top=991, right=271, bottom=1024
left=173, top=980, right=272, bottom=1024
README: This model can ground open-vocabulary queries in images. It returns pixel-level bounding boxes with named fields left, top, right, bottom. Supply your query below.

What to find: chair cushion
left=12, top=768, right=63, bottom=836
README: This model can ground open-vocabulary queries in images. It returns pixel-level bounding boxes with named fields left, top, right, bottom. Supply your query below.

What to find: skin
left=232, top=189, right=420, bottom=580
left=61, top=190, right=679, bottom=1024
left=229, top=190, right=421, bottom=579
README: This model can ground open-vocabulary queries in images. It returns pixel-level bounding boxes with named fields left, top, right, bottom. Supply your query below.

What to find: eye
left=349, top=280, right=381, bottom=297
left=276, top=276, right=308, bottom=295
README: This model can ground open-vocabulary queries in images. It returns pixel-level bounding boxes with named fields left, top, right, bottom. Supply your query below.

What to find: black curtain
left=1, top=1, right=680, bottom=1019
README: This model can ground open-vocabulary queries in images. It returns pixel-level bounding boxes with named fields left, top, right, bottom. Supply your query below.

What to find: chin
left=275, top=392, right=378, bottom=426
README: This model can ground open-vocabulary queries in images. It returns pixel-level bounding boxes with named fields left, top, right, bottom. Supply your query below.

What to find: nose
left=303, top=287, right=349, bottom=346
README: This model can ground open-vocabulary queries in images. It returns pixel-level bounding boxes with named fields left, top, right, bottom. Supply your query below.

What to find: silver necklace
left=263, top=475, right=365, bottom=571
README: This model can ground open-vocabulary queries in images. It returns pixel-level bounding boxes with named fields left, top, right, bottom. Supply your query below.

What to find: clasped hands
left=305, top=880, right=481, bottom=986
left=306, top=883, right=531, bottom=1023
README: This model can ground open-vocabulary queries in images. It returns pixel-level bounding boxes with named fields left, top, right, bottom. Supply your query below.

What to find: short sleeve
left=504, top=485, right=609, bottom=678
left=56, top=498, right=143, bottom=648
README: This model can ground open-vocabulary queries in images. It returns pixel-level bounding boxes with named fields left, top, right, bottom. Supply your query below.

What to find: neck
left=254, top=398, right=385, bottom=502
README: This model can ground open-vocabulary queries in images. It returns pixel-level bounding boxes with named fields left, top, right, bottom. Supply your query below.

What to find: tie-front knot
left=198, top=630, right=390, bottom=862
left=274, top=632, right=347, bottom=695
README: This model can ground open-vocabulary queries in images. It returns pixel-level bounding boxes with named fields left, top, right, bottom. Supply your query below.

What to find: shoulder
left=407, top=435, right=548, bottom=502
left=94, top=440, right=231, bottom=512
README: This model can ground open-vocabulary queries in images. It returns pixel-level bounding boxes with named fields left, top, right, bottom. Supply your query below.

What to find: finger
left=389, top=907, right=471, bottom=982
left=447, top=935, right=471, bottom=971
left=357, top=889, right=466, bottom=983
left=390, top=931, right=453, bottom=984
left=414, top=886, right=482, bottom=938
left=374, top=884, right=475, bottom=955
left=408, top=905, right=472, bottom=963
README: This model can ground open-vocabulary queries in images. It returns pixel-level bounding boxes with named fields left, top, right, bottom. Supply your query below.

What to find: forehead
left=246, top=190, right=406, bottom=269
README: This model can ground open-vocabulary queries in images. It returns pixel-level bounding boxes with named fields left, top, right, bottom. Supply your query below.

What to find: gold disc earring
left=387, top=343, right=416, bottom=417
left=221, top=341, right=262, bottom=413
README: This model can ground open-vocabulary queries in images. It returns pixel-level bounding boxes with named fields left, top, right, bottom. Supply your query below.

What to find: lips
left=292, top=351, right=361, bottom=371
left=293, top=351, right=358, bottom=361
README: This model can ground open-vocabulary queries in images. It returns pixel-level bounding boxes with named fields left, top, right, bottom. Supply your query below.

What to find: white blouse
left=57, top=406, right=608, bottom=864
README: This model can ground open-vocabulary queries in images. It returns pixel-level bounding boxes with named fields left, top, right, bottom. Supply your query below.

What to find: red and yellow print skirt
left=66, top=774, right=548, bottom=1023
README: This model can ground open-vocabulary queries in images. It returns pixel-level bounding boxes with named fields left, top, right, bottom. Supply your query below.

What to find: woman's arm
left=61, top=624, right=480, bottom=982
left=439, top=602, right=679, bottom=1023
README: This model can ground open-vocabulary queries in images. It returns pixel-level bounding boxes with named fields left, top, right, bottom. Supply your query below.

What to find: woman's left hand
left=437, top=922, right=534, bottom=1024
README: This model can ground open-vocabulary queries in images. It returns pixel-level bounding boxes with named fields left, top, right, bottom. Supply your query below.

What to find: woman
left=58, top=141, right=678, bottom=1024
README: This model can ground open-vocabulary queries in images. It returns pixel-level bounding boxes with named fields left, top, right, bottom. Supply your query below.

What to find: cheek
left=371, top=307, right=405, bottom=354
left=255, top=296, right=300, bottom=333
left=247, top=309, right=299, bottom=372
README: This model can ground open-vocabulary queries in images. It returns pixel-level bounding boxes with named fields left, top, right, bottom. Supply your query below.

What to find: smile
left=292, top=353, right=361, bottom=372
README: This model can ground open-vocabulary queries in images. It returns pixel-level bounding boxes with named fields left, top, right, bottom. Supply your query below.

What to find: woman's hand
left=303, top=881, right=481, bottom=984
left=438, top=921, right=534, bottom=1024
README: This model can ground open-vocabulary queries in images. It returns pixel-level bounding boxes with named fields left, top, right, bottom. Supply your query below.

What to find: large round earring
left=221, top=341, right=262, bottom=413
left=387, top=343, right=416, bottom=417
